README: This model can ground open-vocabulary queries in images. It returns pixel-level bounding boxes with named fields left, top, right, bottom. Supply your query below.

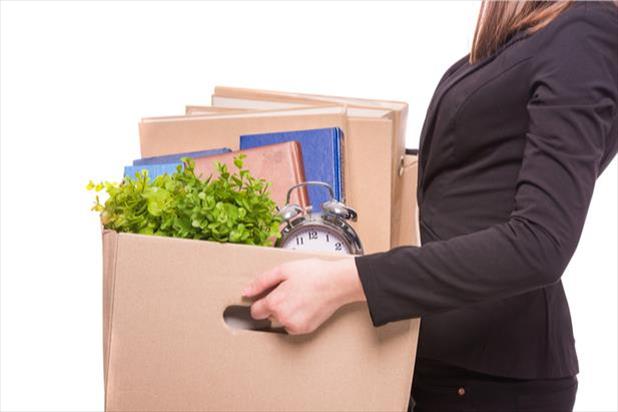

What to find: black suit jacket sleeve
left=354, top=8, right=618, bottom=327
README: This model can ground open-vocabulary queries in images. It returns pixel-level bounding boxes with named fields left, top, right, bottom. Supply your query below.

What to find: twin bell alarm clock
left=276, top=181, right=364, bottom=255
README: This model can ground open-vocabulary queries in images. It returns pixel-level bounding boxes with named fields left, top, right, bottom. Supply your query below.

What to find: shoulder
left=583, top=1, right=618, bottom=23
left=526, top=2, right=617, bottom=77
left=532, top=2, right=617, bottom=47
left=553, top=1, right=616, bottom=24
left=524, top=2, right=617, bottom=116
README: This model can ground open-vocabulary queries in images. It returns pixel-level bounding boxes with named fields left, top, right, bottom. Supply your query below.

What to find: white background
left=1, top=1, right=616, bottom=411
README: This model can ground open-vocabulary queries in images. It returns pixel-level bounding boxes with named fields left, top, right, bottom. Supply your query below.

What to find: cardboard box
left=102, top=156, right=420, bottom=411
left=395, top=154, right=420, bottom=248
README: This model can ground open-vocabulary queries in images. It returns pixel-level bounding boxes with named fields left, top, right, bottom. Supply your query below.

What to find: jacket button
left=457, top=387, right=466, bottom=396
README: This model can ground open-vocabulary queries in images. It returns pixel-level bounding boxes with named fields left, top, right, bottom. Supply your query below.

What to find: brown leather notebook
left=193, top=141, right=308, bottom=209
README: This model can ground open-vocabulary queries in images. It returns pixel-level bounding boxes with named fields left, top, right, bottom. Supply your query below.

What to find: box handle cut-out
left=223, top=305, right=288, bottom=334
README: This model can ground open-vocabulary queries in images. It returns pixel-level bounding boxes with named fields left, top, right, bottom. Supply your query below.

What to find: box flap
left=102, top=229, right=119, bottom=390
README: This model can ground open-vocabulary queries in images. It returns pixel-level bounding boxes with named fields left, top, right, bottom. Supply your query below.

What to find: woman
left=242, top=1, right=618, bottom=411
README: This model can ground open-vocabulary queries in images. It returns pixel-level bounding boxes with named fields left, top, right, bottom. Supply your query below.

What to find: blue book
left=133, top=147, right=231, bottom=166
left=124, top=163, right=181, bottom=180
left=240, top=128, right=343, bottom=211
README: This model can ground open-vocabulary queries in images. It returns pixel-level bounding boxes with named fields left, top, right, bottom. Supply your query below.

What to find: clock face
left=281, top=225, right=351, bottom=254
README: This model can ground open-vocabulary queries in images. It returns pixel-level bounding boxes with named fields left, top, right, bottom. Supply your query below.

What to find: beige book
left=185, top=105, right=250, bottom=115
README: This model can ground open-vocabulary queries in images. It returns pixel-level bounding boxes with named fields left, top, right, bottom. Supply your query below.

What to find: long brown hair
left=470, top=1, right=573, bottom=64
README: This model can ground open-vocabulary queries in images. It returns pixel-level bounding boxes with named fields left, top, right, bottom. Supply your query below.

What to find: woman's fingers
left=242, top=265, right=287, bottom=298
left=249, top=296, right=272, bottom=320
left=244, top=264, right=291, bottom=322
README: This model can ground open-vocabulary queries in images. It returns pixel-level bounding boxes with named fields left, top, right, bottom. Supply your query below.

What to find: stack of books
left=132, top=86, right=409, bottom=254
left=126, top=127, right=344, bottom=212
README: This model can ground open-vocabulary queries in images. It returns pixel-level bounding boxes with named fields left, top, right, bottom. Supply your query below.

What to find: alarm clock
left=276, top=181, right=364, bottom=255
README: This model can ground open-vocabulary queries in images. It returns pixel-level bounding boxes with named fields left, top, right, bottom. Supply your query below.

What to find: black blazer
left=355, top=1, right=617, bottom=379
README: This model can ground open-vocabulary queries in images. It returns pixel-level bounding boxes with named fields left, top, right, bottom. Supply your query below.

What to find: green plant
left=87, top=155, right=282, bottom=246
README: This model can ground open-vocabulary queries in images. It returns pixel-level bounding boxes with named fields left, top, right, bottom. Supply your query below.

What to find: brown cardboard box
left=395, top=154, right=420, bottom=248
left=102, top=157, right=420, bottom=412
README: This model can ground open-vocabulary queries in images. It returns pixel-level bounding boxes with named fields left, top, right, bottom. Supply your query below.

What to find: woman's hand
left=241, top=258, right=366, bottom=335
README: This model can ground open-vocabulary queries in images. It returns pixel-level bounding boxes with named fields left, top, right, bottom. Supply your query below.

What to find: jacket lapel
left=417, top=31, right=529, bottom=200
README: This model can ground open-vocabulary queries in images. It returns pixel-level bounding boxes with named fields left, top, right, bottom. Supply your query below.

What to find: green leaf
left=233, top=156, right=243, bottom=169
